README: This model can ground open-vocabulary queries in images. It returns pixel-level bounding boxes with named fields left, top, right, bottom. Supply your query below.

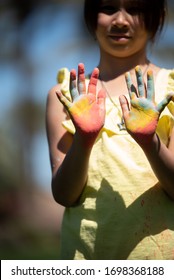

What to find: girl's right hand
left=56, top=63, right=106, bottom=147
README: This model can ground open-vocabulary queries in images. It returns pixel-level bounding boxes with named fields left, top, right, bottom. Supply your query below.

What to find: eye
left=99, top=5, right=117, bottom=15
left=126, top=6, right=144, bottom=15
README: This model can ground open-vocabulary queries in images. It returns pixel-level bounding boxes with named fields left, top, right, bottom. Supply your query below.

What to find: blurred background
left=0, top=0, right=174, bottom=259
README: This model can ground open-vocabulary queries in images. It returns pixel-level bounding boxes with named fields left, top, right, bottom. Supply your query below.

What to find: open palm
left=119, top=66, right=173, bottom=145
left=56, top=63, right=106, bottom=143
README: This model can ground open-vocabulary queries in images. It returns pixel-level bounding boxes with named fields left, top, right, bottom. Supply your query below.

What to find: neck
left=98, top=49, right=150, bottom=81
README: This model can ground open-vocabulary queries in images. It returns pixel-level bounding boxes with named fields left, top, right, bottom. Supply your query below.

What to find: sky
left=0, top=2, right=174, bottom=191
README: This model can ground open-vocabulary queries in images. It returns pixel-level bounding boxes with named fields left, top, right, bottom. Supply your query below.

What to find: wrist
left=73, top=131, right=97, bottom=151
left=140, top=133, right=161, bottom=153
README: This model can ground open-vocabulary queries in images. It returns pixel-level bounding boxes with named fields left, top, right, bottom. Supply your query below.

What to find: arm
left=142, top=129, right=174, bottom=200
left=46, top=88, right=91, bottom=207
left=46, top=63, right=106, bottom=207
left=119, top=66, right=174, bottom=200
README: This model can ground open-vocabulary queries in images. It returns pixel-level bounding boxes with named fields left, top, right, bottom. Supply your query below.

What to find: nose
left=111, top=10, right=128, bottom=28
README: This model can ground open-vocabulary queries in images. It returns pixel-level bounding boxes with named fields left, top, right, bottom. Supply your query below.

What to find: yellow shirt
left=58, top=68, right=174, bottom=260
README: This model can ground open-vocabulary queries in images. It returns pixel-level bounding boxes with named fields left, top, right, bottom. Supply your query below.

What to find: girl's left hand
left=119, top=66, right=174, bottom=146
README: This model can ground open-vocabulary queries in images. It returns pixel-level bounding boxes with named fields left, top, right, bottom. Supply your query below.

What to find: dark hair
left=84, top=0, right=167, bottom=41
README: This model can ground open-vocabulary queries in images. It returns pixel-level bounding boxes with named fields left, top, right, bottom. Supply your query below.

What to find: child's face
left=95, top=0, right=149, bottom=58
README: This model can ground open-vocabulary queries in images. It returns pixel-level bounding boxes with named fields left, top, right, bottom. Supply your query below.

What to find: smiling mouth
left=109, top=34, right=131, bottom=39
left=108, top=34, right=131, bottom=42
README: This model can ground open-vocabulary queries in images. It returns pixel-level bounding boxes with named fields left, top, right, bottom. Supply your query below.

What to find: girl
left=46, top=0, right=174, bottom=259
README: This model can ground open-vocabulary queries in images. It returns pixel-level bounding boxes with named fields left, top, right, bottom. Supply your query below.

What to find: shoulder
left=158, top=68, right=174, bottom=117
left=165, top=68, right=174, bottom=116
left=159, top=68, right=174, bottom=93
left=46, top=68, right=70, bottom=125
left=46, top=69, right=72, bottom=171
left=165, top=68, right=174, bottom=77
left=46, top=84, right=62, bottom=116
left=48, top=67, right=70, bottom=97
left=157, top=68, right=174, bottom=81
left=167, top=68, right=174, bottom=89
left=155, top=68, right=174, bottom=95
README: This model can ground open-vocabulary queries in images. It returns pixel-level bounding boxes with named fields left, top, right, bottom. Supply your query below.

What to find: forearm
left=142, top=134, right=174, bottom=200
left=52, top=133, right=92, bottom=207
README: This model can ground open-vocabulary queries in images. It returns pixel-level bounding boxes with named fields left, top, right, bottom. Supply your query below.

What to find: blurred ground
left=0, top=186, right=64, bottom=259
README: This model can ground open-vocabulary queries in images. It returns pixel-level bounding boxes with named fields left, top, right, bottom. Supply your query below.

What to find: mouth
left=108, top=34, right=131, bottom=42
left=109, top=32, right=131, bottom=38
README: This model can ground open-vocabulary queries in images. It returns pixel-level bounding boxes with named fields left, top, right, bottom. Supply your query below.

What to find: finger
left=70, top=69, right=79, bottom=101
left=56, top=91, right=72, bottom=110
left=146, top=70, right=154, bottom=101
left=119, top=95, right=130, bottom=120
left=88, top=68, right=99, bottom=95
left=157, top=92, right=174, bottom=113
left=78, top=63, right=86, bottom=95
left=97, top=88, right=106, bottom=109
left=135, top=66, right=145, bottom=97
left=125, top=72, right=137, bottom=99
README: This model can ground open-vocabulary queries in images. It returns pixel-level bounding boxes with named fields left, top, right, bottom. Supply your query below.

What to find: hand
left=119, top=66, right=174, bottom=146
left=56, top=63, right=106, bottom=146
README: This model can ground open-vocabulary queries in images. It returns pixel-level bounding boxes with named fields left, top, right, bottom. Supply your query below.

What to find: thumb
left=56, top=91, right=71, bottom=110
left=157, top=92, right=174, bottom=113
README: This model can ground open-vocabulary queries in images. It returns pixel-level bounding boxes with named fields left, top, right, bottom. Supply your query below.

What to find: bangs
left=84, top=0, right=167, bottom=40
